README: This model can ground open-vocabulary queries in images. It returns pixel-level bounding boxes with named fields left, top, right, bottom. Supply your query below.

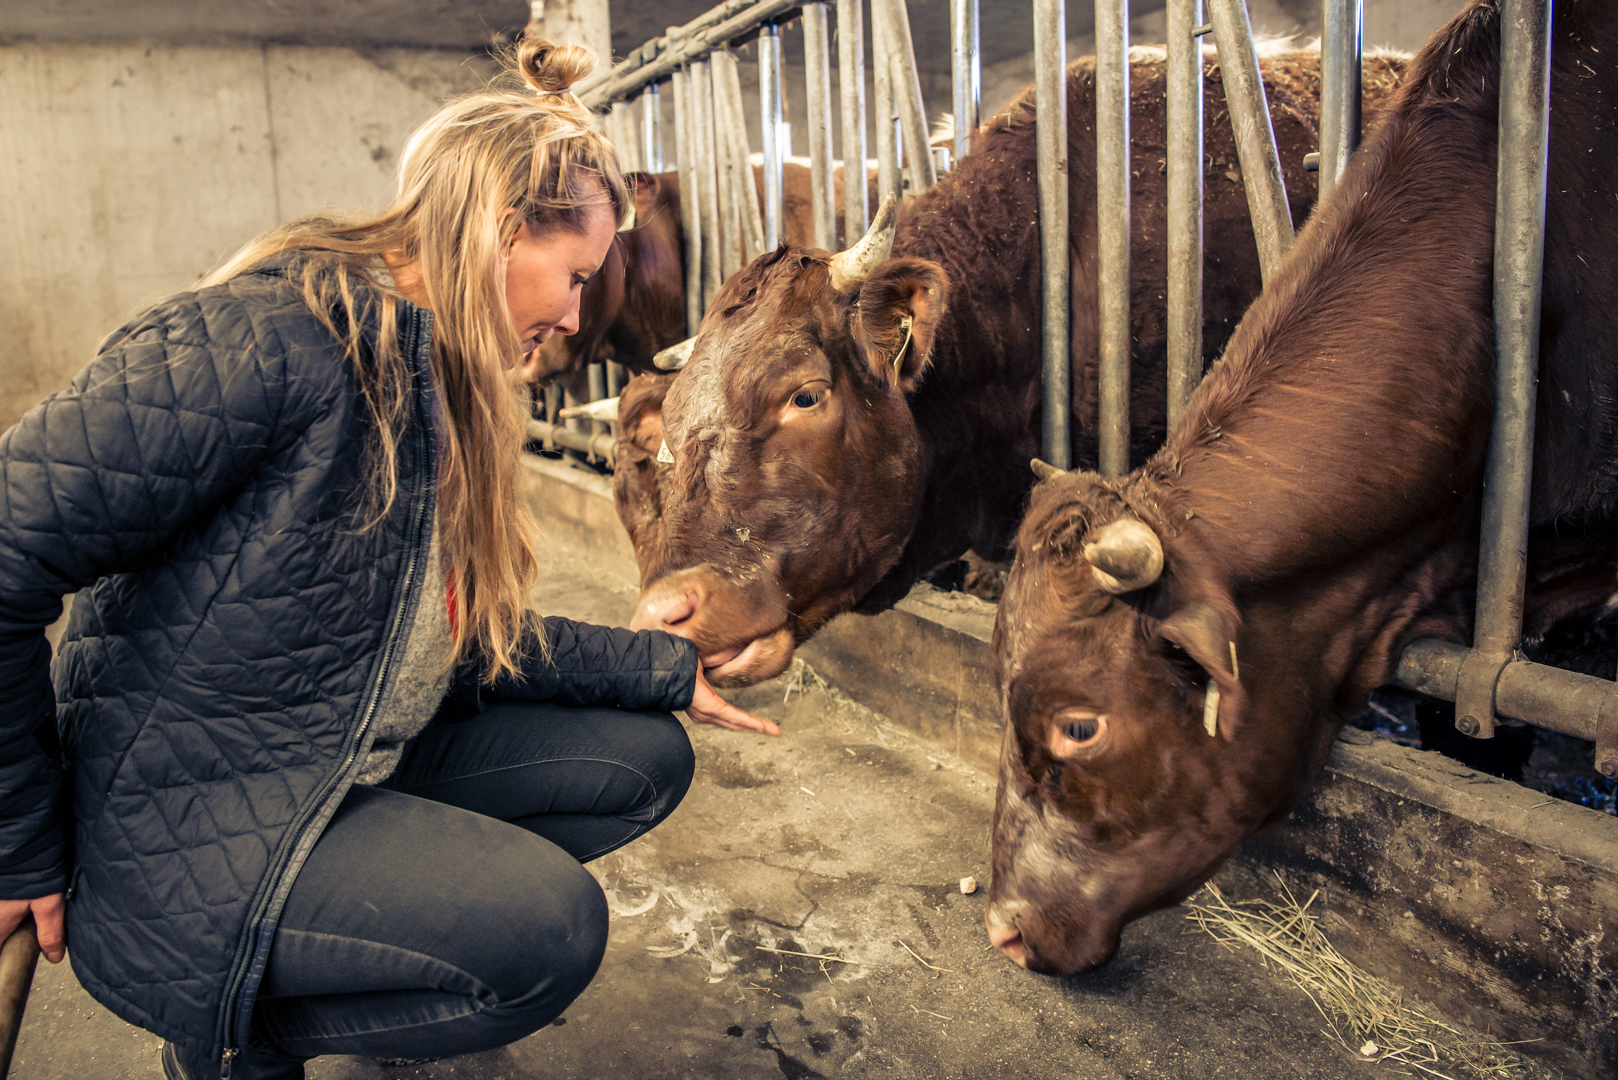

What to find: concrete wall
left=0, top=41, right=494, bottom=433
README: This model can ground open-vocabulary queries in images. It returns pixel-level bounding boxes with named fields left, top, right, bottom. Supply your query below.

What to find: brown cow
left=616, top=49, right=1406, bottom=686
left=987, top=0, right=1618, bottom=979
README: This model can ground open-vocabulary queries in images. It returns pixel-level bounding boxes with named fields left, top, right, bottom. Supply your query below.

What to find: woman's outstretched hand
left=686, top=666, right=780, bottom=736
left=0, top=894, right=66, bottom=964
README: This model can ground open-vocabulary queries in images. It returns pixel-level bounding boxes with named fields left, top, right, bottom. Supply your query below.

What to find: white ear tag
left=1203, top=683, right=1220, bottom=737
left=656, top=439, right=675, bottom=464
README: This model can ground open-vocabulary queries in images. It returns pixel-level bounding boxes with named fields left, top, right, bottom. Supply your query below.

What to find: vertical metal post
left=874, top=0, right=936, bottom=195
left=804, top=3, right=838, bottom=250
left=714, top=55, right=767, bottom=260
left=871, top=8, right=901, bottom=208
left=1457, top=0, right=1553, bottom=741
left=672, top=65, right=702, bottom=333
left=1166, top=0, right=1204, bottom=430
left=760, top=23, right=786, bottom=249
left=1036, top=0, right=1069, bottom=469
left=951, top=0, right=980, bottom=166
left=563, top=386, right=583, bottom=433
left=692, top=57, right=723, bottom=311
left=643, top=82, right=665, bottom=174
left=712, top=52, right=744, bottom=279
left=544, top=384, right=562, bottom=450
left=587, top=362, right=609, bottom=439
left=1207, top=0, right=1294, bottom=284
left=1318, top=0, right=1363, bottom=199
left=1095, top=0, right=1130, bottom=477
left=837, top=0, right=869, bottom=242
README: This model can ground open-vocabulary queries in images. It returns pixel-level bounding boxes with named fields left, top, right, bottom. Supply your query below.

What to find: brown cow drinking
left=616, top=48, right=1406, bottom=686
left=988, top=0, right=1618, bottom=977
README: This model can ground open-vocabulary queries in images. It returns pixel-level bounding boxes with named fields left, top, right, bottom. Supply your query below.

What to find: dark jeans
left=234, top=700, right=694, bottom=1073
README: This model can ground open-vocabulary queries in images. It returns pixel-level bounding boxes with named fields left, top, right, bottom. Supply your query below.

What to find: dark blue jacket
left=0, top=264, right=697, bottom=1071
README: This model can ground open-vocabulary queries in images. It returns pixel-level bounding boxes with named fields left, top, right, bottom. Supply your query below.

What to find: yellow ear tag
left=891, top=315, right=915, bottom=381
left=656, top=439, right=675, bottom=464
left=618, top=203, right=637, bottom=232
left=1203, top=683, right=1220, bottom=737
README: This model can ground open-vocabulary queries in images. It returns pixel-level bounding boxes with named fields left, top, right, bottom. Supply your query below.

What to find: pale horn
left=557, top=396, right=621, bottom=422
left=1082, top=519, right=1165, bottom=594
left=827, top=193, right=898, bottom=292
left=653, top=337, right=696, bottom=371
left=1030, top=458, right=1066, bottom=481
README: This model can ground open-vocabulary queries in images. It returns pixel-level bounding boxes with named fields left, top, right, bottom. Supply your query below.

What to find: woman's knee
left=485, top=855, right=608, bottom=1007
left=633, top=711, right=695, bottom=825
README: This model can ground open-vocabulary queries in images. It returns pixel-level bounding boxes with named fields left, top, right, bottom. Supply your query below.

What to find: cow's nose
left=630, top=587, right=699, bottom=634
left=985, top=900, right=1031, bottom=969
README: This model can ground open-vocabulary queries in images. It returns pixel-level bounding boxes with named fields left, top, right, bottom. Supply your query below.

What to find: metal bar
left=692, top=58, right=724, bottom=311
left=527, top=419, right=618, bottom=465
left=1455, top=0, right=1553, bottom=741
left=1318, top=0, right=1363, bottom=198
left=1393, top=639, right=1605, bottom=745
left=874, top=0, right=936, bottom=196
left=583, top=0, right=810, bottom=109
left=951, top=0, right=980, bottom=165
left=804, top=3, right=838, bottom=250
left=643, top=83, right=665, bottom=173
left=1207, top=0, right=1294, bottom=284
left=1166, top=0, right=1205, bottom=430
left=760, top=23, right=787, bottom=248
left=587, top=362, right=609, bottom=438
left=712, top=52, right=744, bottom=279
left=672, top=66, right=703, bottom=334
left=1036, top=0, right=1069, bottom=469
left=607, top=360, right=626, bottom=397
left=837, top=0, right=869, bottom=242
left=563, top=387, right=583, bottom=433
left=543, top=384, right=562, bottom=450
left=871, top=7, right=901, bottom=208
left=1095, top=0, right=1130, bottom=477
left=714, top=53, right=767, bottom=260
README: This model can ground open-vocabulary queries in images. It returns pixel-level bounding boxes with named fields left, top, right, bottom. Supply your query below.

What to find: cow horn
left=1083, top=519, right=1165, bottom=593
left=653, top=337, right=696, bottom=371
left=827, top=193, right=898, bottom=292
left=557, top=396, right=621, bottom=422
left=1030, top=458, right=1066, bottom=480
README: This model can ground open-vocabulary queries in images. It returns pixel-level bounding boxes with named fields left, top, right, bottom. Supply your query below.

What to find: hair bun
left=517, top=36, right=596, bottom=95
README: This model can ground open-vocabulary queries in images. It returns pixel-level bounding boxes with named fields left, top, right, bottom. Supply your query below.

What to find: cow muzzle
left=629, top=563, right=796, bottom=687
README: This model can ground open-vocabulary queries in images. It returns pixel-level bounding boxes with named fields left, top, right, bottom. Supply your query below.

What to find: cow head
left=615, top=198, right=950, bottom=685
left=986, top=465, right=1317, bottom=975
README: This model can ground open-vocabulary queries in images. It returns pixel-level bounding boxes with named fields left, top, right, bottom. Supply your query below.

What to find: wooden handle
left=0, top=915, right=42, bottom=1079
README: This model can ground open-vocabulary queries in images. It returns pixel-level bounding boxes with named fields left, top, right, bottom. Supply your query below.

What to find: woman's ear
left=852, top=258, right=949, bottom=392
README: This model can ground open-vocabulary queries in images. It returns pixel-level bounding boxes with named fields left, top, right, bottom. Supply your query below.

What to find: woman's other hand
left=686, top=667, right=780, bottom=736
left=0, top=894, right=66, bottom=963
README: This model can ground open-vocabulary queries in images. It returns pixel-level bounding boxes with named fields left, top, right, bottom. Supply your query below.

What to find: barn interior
left=3, top=1, right=1615, bottom=1079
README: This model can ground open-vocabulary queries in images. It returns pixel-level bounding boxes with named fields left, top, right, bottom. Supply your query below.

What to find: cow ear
left=1157, top=600, right=1246, bottom=738
left=616, top=371, right=672, bottom=458
left=854, top=258, right=949, bottom=392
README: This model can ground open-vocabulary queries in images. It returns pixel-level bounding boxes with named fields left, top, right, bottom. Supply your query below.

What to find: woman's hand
left=686, top=666, right=780, bottom=736
left=0, top=894, right=66, bottom=964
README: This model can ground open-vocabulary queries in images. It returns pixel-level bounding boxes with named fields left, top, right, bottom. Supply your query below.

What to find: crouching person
left=0, top=37, right=776, bottom=1080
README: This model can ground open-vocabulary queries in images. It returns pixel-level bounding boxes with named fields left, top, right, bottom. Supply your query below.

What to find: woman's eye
left=791, top=390, right=821, bottom=409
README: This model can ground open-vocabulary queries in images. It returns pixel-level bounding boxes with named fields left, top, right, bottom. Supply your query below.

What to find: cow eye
left=791, top=389, right=823, bottom=409
left=1047, top=710, right=1107, bottom=757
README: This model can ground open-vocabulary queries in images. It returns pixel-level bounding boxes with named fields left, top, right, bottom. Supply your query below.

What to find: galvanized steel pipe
left=1095, top=0, right=1130, bottom=478
left=871, top=9, right=901, bottom=208
left=526, top=419, right=618, bottom=465
left=951, top=0, right=979, bottom=165
left=672, top=65, right=703, bottom=333
left=759, top=23, right=786, bottom=249
left=804, top=4, right=838, bottom=250
left=1207, top=0, right=1293, bottom=284
left=1394, top=639, right=1605, bottom=745
left=711, top=51, right=745, bottom=278
left=1318, top=0, right=1363, bottom=198
left=1166, top=0, right=1205, bottom=430
left=1035, top=0, right=1069, bottom=469
left=692, top=58, right=723, bottom=310
left=1455, top=0, right=1553, bottom=741
left=873, top=0, right=936, bottom=196
left=837, top=0, right=869, bottom=241
left=642, top=83, right=665, bottom=173
left=713, top=50, right=767, bottom=261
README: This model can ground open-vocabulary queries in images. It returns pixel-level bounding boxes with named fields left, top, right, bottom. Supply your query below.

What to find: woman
left=0, top=38, right=772, bottom=1079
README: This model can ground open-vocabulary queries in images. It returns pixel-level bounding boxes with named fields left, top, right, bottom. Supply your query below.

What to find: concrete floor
left=13, top=549, right=1460, bottom=1080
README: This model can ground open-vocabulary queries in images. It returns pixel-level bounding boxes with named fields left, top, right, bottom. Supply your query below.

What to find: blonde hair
left=200, top=37, right=629, bottom=681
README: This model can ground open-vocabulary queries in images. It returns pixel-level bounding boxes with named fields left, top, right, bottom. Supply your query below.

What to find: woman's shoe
left=161, top=1041, right=305, bottom=1080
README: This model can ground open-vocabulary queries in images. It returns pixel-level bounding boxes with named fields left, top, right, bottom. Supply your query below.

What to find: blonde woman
left=0, top=39, right=773, bottom=1080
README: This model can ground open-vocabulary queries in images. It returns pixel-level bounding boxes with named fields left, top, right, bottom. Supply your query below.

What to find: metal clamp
left=1596, top=683, right=1618, bottom=779
left=1454, top=648, right=1510, bottom=740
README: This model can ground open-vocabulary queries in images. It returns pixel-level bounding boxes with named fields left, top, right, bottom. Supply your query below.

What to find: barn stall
left=1, top=1, right=1612, bottom=1078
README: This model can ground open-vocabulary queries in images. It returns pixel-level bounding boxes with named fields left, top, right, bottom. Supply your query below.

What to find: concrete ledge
left=521, top=452, right=1618, bottom=1080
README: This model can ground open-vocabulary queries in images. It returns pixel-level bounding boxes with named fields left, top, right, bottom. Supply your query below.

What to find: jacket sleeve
left=0, top=285, right=329, bottom=899
left=485, top=617, right=699, bottom=713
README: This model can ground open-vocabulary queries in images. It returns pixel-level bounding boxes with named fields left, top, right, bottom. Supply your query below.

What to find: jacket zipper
left=215, top=305, right=437, bottom=1077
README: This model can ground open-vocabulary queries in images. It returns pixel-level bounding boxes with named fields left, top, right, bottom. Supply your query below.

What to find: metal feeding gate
left=550, top=0, right=1613, bottom=777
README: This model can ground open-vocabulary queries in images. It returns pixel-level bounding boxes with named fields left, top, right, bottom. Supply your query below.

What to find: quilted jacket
left=0, top=263, right=699, bottom=1072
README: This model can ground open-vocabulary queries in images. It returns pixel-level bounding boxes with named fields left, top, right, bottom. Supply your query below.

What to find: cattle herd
left=531, top=0, right=1614, bottom=978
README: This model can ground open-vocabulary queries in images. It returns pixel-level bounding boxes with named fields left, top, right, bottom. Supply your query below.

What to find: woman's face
left=504, top=203, right=616, bottom=357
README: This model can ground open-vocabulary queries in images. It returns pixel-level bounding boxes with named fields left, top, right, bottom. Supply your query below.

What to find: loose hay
left=1184, top=877, right=1561, bottom=1080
